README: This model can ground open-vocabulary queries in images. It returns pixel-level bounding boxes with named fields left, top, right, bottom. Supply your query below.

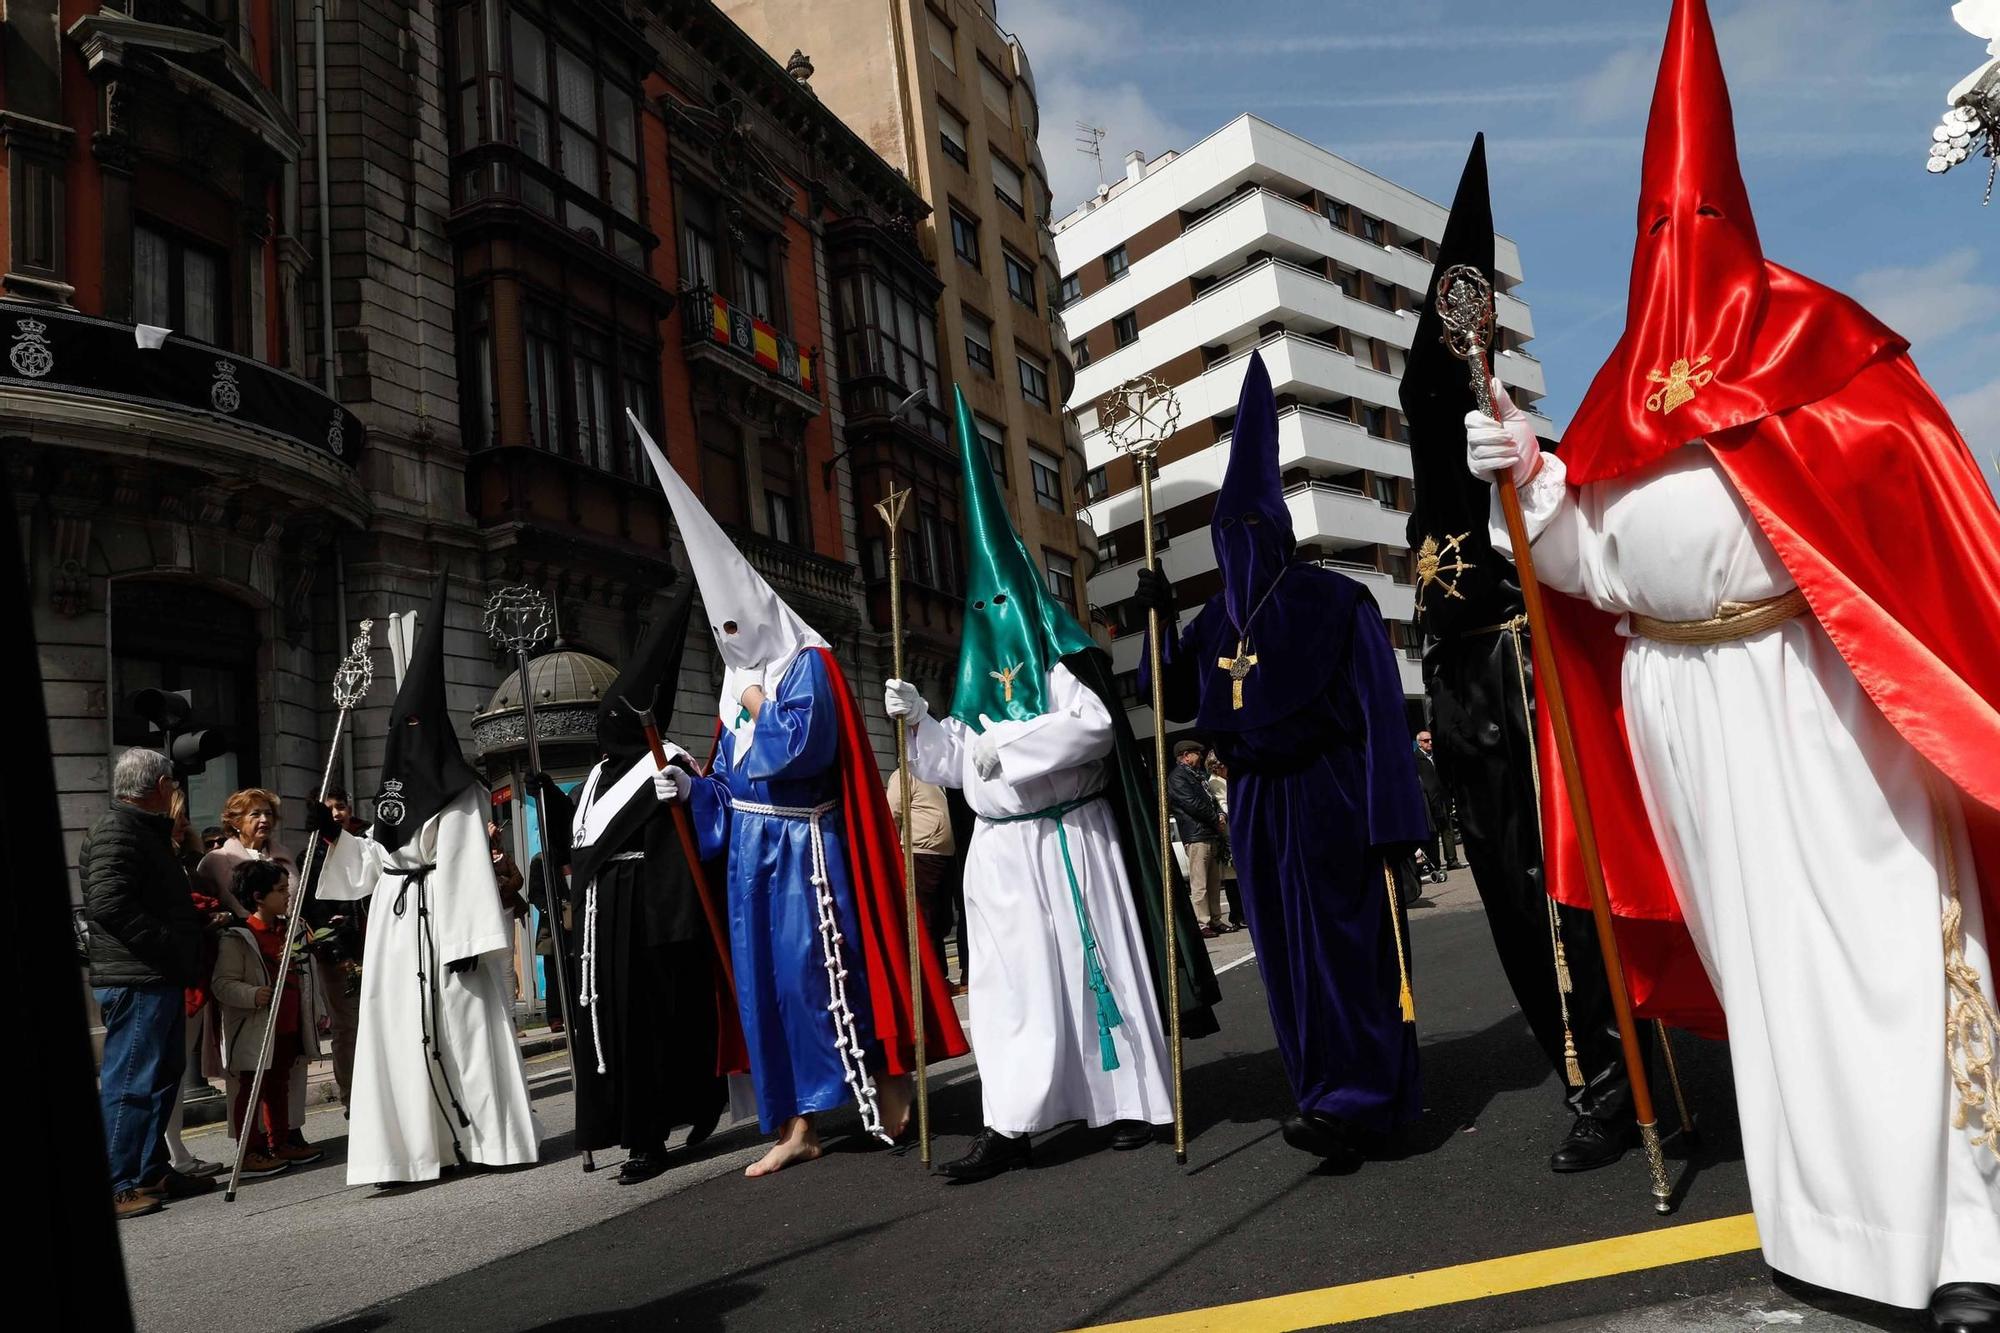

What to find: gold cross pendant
left=989, top=662, right=1023, bottom=703
left=1217, top=640, right=1258, bottom=710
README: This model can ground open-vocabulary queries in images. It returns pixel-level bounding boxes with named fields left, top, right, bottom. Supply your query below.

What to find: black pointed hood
left=597, top=579, right=696, bottom=776
left=372, top=575, right=480, bottom=851
left=1402, top=134, right=1523, bottom=638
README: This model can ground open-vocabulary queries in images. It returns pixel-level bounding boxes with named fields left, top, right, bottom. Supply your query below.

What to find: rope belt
left=1628, top=588, right=1809, bottom=645
left=981, top=792, right=1126, bottom=1072
left=1931, top=783, right=2000, bottom=1159
left=573, top=851, right=644, bottom=1076
left=732, top=798, right=890, bottom=1145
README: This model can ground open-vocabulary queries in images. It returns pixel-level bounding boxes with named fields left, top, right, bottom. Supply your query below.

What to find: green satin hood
left=947, top=386, right=1093, bottom=731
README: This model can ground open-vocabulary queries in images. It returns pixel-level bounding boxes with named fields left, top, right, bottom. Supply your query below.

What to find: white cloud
left=1851, top=248, right=2000, bottom=347
left=1943, top=378, right=2000, bottom=489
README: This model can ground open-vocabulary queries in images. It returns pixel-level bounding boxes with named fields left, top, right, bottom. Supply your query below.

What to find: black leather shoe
left=1280, top=1112, right=1363, bottom=1166
left=1108, top=1120, right=1153, bottom=1151
left=1550, top=1113, right=1636, bottom=1173
left=617, top=1146, right=670, bottom=1185
left=938, top=1127, right=1032, bottom=1183
left=684, top=1103, right=723, bottom=1150
left=1932, top=1283, right=2000, bottom=1332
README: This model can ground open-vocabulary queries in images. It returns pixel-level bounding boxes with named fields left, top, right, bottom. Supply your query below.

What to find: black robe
left=540, top=764, right=724, bottom=1151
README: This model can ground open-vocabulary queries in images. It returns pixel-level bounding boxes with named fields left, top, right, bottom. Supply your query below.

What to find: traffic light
left=131, top=688, right=232, bottom=779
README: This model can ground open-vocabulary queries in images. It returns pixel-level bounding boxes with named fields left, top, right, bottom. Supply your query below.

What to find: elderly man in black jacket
left=1168, top=740, right=1231, bottom=936
left=83, top=747, right=206, bottom=1219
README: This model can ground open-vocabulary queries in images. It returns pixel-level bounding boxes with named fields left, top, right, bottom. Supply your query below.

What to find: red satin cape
left=1539, top=352, right=2000, bottom=1039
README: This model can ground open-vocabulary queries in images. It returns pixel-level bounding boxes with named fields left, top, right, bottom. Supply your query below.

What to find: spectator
left=1206, top=755, right=1245, bottom=930
left=1168, top=740, right=1232, bottom=937
left=212, top=860, right=320, bottom=1178
left=194, top=789, right=297, bottom=919
left=886, top=766, right=957, bottom=974
left=83, top=748, right=211, bottom=1218
left=200, top=826, right=226, bottom=854
left=1413, top=731, right=1463, bottom=880
left=489, top=819, right=529, bottom=1004
left=161, top=789, right=230, bottom=1182
left=321, top=786, right=367, bottom=836
left=302, top=788, right=367, bottom=1112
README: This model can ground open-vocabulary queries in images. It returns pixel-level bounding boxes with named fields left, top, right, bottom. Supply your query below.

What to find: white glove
left=1465, top=377, right=1541, bottom=487
left=651, top=765, right=692, bottom=804
left=883, top=678, right=928, bottom=723
left=972, top=715, right=1003, bottom=781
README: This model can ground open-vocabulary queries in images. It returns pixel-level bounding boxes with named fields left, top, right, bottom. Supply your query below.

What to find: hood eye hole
left=1649, top=215, right=1669, bottom=235
left=721, top=620, right=738, bottom=635
left=1697, top=205, right=1722, bottom=218
left=992, top=593, right=1007, bottom=605
left=973, top=600, right=985, bottom=610
left=1243, top=514, right=1260, bottom=526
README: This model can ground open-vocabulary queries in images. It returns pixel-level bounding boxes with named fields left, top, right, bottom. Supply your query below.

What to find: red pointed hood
left=1562, top=0, right=1901, bottom=484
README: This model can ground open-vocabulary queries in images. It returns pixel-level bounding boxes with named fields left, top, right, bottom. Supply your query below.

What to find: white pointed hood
left=629, top=409, right=828, bottom=734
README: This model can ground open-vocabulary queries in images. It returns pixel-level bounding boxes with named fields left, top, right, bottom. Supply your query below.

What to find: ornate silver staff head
left=1100, top=373, right=1182, bottom=467
left=332, top=620, right=375, bottom=710
left=484, top=585, right=553, bottom=658
left=1435, top=263, right=1498, bottom=415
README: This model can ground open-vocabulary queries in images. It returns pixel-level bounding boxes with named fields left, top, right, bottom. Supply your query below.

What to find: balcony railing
left=680, top=284, right=819, bottom=399
left=0, top=301, right=362, bottom=463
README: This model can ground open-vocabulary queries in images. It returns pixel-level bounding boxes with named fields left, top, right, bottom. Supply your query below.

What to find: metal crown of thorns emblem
left=484, top=585, right=554, bottom=655
left=1100, top=373, right=1182, bottom=461
left=333, top=619, right=376, bottom=709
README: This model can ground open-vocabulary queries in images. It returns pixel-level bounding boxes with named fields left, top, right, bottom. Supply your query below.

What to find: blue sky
left=1006, top=0, right=1999, bottom=498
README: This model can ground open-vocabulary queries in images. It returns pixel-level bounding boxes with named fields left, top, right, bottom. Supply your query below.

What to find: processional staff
left=226, top=620, right=375, bottom=1202
left=1102, top=373, right=1189, bottom=1167
left=1437, top=263, right=1677, bottom=1215
left=485, top=584, right=595, bottom=1173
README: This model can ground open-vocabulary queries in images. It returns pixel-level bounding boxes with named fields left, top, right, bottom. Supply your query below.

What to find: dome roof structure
left=470, top=647, right=618, bottom=764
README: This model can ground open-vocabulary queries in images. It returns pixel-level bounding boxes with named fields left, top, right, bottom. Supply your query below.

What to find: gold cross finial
left=1217, top=640, right=1258, bottom=710
left=989, top=662, right=1023, bottom=702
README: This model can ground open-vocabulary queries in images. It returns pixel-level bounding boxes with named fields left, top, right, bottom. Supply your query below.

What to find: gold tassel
left=1932, top=785, right=1998, bottom=1158
left=1384, top=864, right=1416, bottom=1025
left=1554, top=931, right=1574, bottom=995
left=1563, top=1032, right=1585, bottom=1089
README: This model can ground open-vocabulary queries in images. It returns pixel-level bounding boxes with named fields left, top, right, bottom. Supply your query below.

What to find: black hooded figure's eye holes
left=722, top=620, right=739, bottom=635
left=1243, top=514, right=1261, bottom=527
left=992, top=593, right=1007, bottom=605
left=973, top=600, right=986, bottom=610
left=1215, top=515, right=1237, bottom=531
left=1649, top=215, right=1670, bottom=235
left=1697, top=205, right=1723, bottom=218
left=404, top=715, right=421, bottom=727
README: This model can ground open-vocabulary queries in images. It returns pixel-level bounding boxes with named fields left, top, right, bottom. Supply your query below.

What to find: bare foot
left=744, top=1116, right=820, bottom=1178
left=877, top=1073, right=913, bottom=1141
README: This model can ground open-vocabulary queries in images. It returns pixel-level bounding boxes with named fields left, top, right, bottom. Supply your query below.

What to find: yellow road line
left=1077, top=1213, right=1760, bottom=1332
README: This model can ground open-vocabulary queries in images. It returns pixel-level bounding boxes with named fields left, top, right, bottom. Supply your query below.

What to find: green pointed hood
left=948, top=385, right=1094, bottom=731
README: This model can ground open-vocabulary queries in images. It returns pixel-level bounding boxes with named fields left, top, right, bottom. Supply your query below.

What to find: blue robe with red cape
left=1148, top=352, right=1430, bottom=1132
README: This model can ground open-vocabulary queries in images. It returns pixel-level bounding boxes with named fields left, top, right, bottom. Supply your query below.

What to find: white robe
left=907, top=664, right=1173, bottom=1135
left=1508, top=444, right=2000, bottom=1307
left=320, top=786, right=540, bottom=1184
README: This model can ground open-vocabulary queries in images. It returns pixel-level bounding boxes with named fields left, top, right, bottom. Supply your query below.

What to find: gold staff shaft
left=1137, top=456, right=1187, bottom=1166
left=875, top=490, right=928, bottom=1166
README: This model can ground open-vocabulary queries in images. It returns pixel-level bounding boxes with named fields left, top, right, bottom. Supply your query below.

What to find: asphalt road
left=118, top=873, right=1928, bottom=1333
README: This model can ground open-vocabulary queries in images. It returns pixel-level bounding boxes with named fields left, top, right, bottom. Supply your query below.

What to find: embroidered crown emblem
left=1644, top=355, right=1714, bottom=415
left=9, top=317, right=54, bottom=379
left=375, top=778, right=407, bottom=827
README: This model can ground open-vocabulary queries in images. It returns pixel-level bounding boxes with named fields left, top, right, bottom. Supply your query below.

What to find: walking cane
left=874, top=488, right=930, bottom=1167
left=1436, top=265, right=1675, bottom=1214
left=1104, top=375, right=1188, bottom=1167
left=226, top=621, right=374, bottom=1202
left=621, top=689, right=738, bottom=1002
left=485, top=586, right=594, bottom=1172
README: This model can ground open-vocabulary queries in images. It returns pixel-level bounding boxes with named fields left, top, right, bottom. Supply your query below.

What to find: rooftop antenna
left=1075, top=121, right=1107, bottom=186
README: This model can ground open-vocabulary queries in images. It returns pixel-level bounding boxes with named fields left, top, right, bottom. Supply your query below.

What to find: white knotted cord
left=577, top=850, right=645, bottom=1078
left=734, top=798, right=890, bottom=1144
left=1931, top=784, right=1999, bottom=1158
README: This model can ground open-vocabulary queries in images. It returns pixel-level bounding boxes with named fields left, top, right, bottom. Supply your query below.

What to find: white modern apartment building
left=1054, top=115, right=1551, bottom=736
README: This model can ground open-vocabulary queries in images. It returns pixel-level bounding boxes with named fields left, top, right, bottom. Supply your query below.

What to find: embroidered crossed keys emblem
left=989, top=662, right=1023, bottom=703
left=1218, top=640, right=1258, bottom=710
left=1645, top=355, right=1713, bottom=415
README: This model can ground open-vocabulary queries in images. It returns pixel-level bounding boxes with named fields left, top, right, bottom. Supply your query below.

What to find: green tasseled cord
left=985, top=795, right=1124, bottom=1071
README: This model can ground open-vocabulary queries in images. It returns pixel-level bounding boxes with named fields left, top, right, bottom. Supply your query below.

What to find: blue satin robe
left=688, top=650, right=878, bottom=1131
left=1155, top=578, right=1430, bottom=1132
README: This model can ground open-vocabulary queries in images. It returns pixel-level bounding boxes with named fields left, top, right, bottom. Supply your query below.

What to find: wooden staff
left=624, top=690, right=736, bottom=1001
left=1437, top=264, right=1674, bottom=1215
left=874, top=488, right=929, bottom=1166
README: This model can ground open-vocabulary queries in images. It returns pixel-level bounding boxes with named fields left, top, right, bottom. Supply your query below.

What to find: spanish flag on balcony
left=752, top=319, right=780, bottom=372
left=704, top=293, right=730, bottom=345
left=797, top=347, right=815, bottom=395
